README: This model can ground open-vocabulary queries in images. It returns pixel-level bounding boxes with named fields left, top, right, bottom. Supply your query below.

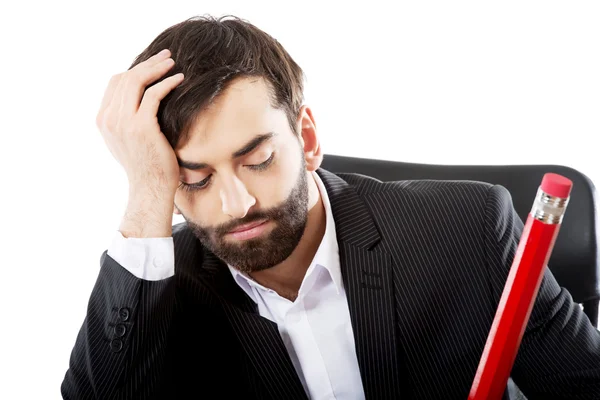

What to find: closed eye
left=245, top=152, right=275, bottom=171
left=178, top=174, right=212, bottom=192
left=178, top=153, right=275, bottom=193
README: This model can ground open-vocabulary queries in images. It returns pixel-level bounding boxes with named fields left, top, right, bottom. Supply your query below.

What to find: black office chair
left=321, top=154, right=600, bottom=328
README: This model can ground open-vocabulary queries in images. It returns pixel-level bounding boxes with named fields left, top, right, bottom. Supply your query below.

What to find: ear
left=295, top=105, right=323, bottom=172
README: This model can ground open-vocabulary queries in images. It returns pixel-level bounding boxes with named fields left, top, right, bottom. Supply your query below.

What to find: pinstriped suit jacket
left=62, top=168, right=600, bottom=399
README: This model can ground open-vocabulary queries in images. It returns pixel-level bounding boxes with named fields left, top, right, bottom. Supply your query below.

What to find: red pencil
left=468, top=173, right=573, bottom=400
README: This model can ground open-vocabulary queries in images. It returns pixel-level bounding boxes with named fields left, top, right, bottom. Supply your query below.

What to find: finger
left=98, top=49, right=170, bottom=121
left=96, top=73, right=122, bottom=125
left=130, top=48, right=172, bottom=71
left=138, top=73, right=185, bottom=119
left=119, top=57, right=177, bottom=116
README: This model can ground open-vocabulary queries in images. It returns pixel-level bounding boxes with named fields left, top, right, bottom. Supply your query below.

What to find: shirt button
left=153, top=257, right=164, bottom=268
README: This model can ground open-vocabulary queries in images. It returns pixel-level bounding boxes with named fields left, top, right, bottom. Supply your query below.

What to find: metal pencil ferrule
left=531, top=188, right=569, bottom=224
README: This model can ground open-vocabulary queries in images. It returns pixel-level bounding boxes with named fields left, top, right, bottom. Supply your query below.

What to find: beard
left=183, top=163, right=310, bottom=274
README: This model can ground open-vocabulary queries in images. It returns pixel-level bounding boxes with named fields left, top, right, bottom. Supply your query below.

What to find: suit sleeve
left=61, top=250, right=176, bottom=399
left=483, top=184, right=600, bottom=399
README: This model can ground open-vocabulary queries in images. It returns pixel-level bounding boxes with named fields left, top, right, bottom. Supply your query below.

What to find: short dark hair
left=128, top=15, right=305, bottom=149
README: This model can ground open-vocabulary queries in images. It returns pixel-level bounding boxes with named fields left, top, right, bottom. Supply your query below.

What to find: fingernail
left=159, top=49, right=170, bottom=57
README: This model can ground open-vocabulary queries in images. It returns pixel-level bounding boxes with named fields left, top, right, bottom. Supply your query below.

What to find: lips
left=228, top=219, right=268, bottom=234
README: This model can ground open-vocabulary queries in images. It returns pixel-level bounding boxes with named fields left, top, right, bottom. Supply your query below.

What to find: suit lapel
left=201, top=251, right=308, bottom=399
left=317, top=168, right=403, bottom=399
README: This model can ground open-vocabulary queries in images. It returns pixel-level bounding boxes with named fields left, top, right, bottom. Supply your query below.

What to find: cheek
left=175, top=192, right=222, bottom=227
left=251, top=152, right=301, bottom=207
left=253, top=180, right=287, bottom=209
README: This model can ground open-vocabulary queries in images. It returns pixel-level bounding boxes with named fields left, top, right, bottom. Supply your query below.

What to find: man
left=62, top=15, right=600, bottom=400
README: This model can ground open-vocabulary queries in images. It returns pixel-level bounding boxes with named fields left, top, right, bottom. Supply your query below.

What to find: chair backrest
left=321, top=154, right=600, bottom=327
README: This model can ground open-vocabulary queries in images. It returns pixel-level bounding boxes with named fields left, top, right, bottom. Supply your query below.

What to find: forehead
left=176, top=77, right=290, bottom=158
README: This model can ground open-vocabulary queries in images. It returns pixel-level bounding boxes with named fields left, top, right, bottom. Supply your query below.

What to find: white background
left=1, top=1, right=598, bottom=398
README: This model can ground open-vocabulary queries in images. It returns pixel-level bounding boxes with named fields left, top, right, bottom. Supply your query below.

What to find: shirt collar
left=310, top=170, right=343, bottom=294
left=227, top=171, right=343, bottom=299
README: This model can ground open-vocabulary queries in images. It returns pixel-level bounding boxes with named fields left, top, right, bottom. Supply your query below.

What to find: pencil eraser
left=541, top=173, right=573, bottom=198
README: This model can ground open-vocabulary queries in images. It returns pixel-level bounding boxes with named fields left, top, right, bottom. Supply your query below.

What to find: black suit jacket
left=62, top=168, right=600, bottom=399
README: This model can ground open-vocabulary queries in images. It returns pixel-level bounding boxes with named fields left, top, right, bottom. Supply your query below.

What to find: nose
left=219, top=174, right=256, bottom=219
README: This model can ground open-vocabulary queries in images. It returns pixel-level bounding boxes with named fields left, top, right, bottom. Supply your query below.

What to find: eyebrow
left=177, top=132, right=276, bottom=170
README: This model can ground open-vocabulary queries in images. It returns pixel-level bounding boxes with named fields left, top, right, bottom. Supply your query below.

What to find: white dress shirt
left=108, top=172, right=366, bottom=399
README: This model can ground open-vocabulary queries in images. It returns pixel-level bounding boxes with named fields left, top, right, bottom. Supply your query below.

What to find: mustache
left=213, top=206, right=283, bottom=236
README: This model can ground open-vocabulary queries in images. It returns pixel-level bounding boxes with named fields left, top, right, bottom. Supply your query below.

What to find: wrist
left=120, top=193, right=174, bottom=238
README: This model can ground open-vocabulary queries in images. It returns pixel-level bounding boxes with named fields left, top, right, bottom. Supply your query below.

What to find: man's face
left=174, top=77, right=311, bottom=274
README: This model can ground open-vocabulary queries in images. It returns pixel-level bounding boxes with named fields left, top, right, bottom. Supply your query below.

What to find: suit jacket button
left=114, top=324, right=127, bottom=338
left=110, top=339, right=123, bottom=353
left=118, top=307, right=130, bottom=321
